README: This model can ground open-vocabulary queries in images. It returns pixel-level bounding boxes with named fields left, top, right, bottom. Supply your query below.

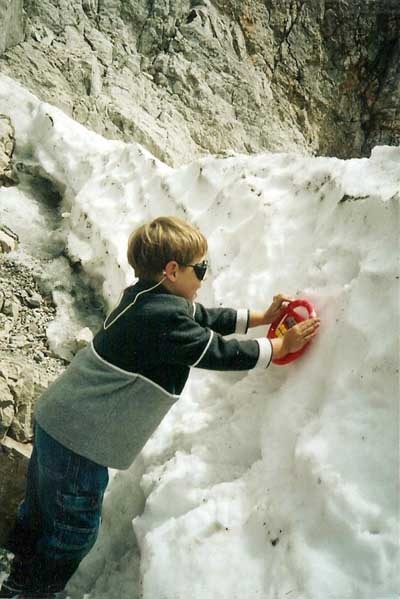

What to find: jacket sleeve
left=193, top=302, right=250, bottom=335
left=159, top=307, right=272, bottom=372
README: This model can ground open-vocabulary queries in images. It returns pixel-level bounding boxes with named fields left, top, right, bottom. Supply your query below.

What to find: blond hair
left=127, top=216, right=208, bottom=278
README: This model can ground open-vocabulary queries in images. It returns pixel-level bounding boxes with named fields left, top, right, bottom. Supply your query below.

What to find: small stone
left=34, top=351, right=45, bottom=363
left=10, top=335, right=28, bottom=348
left=16, top=289, right=29, bottom=300
left=0, top=230, right=17, bottom=253
left=27, top=322, right=40, bottom=335
left=0, top=361, right=21, bottom=383
left=25, top=292, right=42, bottom=308
left=2, top=298, right=20, bottom=320
left=9, top=402, right=34, bottom=443
left=0, top=316, right=11, bottom=340
left=0, top=379, right=14, bottom=441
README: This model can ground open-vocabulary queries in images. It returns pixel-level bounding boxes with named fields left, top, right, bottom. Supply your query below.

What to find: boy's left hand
left=263, top=294, right=295, bottom=325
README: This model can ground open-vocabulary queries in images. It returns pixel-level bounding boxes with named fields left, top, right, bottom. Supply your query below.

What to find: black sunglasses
left=181, top=259, right=208, bottom=281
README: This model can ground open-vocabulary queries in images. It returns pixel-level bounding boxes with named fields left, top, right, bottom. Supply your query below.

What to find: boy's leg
left=3, top=425, right=109, bottom=594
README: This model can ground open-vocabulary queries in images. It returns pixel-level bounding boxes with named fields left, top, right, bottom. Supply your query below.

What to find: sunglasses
left=181, top=259, right=208, bottom=281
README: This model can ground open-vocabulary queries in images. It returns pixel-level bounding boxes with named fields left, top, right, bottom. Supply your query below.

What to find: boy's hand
left=248, top=294, right=294, bottom=328
left=263, top=294, right=295, bottom=325
left=277, top=318, right=320, bottom=358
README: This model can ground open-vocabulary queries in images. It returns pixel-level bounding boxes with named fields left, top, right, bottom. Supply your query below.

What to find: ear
left=163, top=260, right=179, bottom=281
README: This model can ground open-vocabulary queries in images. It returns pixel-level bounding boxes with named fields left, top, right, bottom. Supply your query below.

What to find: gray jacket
left=35, top=279, right=272, bottom=469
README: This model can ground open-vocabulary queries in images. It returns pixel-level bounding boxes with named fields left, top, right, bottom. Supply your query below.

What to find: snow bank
left=1, top=75, right=399, bottom=599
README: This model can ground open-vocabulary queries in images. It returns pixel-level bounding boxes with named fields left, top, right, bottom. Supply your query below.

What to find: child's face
left=164, top=254, right=206, bottom=301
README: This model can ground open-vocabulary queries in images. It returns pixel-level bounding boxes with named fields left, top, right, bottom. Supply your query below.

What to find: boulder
left=0, top=359, right=58, bottom=443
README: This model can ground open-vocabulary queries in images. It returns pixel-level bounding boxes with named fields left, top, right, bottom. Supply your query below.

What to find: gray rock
left=0, top=361, right=33, bottom=442
left=0, top=115, right=18, bottom=186
left=1, top=297, right=19, bottom=320
left=0, top=224, right=18, bottom=252
left=33, top=350, right=45, bottom=362
left=9, top=334, right=28, bottom=348
left=0, top=229, right=17, bottom=253
left=0, top=360, right=20, bottom=383
left=0, top=313, right=12, bottom=340
left=9, top=398, right=33, bottom=442
left=0, top=0, right=25, bottom=55
left=0, top=378, right=14, bottom=441
left=0, top=355, right=63, bottom=443
left=0, top=436, right=31, bottom=547
left=25, top=291, right=43, bottom=308
left=0, top=257, right=67, bottom=451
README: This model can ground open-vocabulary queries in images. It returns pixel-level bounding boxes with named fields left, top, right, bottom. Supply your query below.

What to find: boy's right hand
left=271, top=318, right=320, bottom=359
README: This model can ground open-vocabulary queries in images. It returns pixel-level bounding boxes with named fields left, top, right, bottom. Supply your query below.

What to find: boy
left=1, top=216, right=320, bottom=598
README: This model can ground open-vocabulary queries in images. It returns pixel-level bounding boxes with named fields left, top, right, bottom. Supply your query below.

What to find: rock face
left=0, top=254, right=66, bottom=444
left=0, top=248, right=67, bottom=545
left=0, top=1, right=398, bottom=166
left=0, top=216, right=100, bottom=543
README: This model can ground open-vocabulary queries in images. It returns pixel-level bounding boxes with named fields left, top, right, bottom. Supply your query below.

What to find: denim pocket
left=53, top=491, right=102, bottom=556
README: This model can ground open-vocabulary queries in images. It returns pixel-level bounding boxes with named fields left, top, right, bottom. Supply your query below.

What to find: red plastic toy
left=267, top=299, right=317, bottom=365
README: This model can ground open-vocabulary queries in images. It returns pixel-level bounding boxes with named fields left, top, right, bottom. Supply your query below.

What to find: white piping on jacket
left=90, top=342, right=179, bottom=399
left=103, top=277, right=167, bottom=330
left=191, top=330, right=214, bottom=367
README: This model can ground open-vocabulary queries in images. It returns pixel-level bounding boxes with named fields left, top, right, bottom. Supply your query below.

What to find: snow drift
left=0, top=75, right=399, bottom=599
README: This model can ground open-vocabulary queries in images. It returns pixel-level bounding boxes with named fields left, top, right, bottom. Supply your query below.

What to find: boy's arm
left=193, top=302, right=249, bottom=336
left=194, top=294, right=296, bottom=335
left=248, top=311, right=268, bottom=328
left=160, top=305, right=320, bottom=371
left=160, top=308, right=272, bottom=371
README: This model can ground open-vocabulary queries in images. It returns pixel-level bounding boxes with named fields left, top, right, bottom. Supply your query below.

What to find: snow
left=1, top=74, right=399, bottom=599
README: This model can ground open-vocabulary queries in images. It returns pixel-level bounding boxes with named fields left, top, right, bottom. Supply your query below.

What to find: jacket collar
left=135, top=278, right=172, bottom=295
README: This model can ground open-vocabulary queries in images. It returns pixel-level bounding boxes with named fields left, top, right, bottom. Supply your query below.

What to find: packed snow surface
left=1, top=75, right=399, bottom=599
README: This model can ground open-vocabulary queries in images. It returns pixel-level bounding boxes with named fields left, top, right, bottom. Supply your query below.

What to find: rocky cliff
left=1, top=0, right=399, bottom=166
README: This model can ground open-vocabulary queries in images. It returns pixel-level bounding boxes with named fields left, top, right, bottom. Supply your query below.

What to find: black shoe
left=0, top=586, right=47, bottom=597
left=0, top=581, right=59, bottom=598
left=3, top=523, right=39, bottom=563
left=0, top=580, right=63, bottom=598
left=1, top=552, right=70, bottom=599
left=0, top=579, right=25, bottom=598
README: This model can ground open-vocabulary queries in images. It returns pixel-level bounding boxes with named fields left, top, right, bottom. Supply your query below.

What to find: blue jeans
left=6, top=424, right=109, bottom=593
